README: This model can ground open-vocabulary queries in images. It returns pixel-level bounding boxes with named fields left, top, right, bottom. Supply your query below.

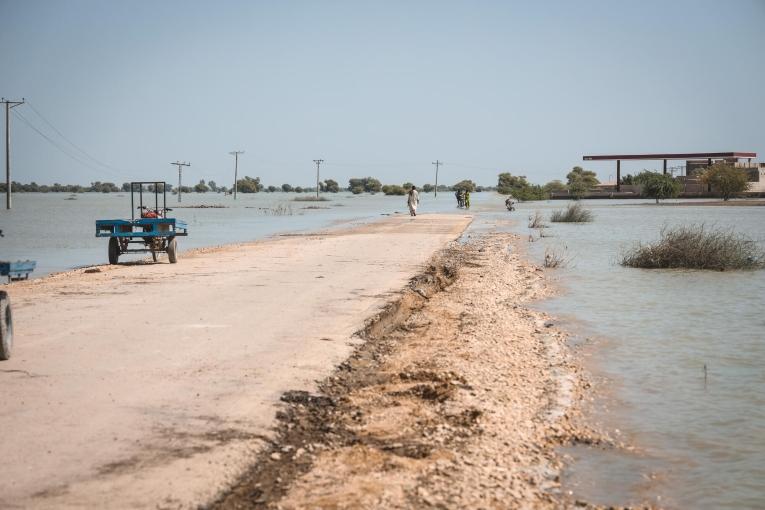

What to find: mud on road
left=210, top=233, right=617, bottom=509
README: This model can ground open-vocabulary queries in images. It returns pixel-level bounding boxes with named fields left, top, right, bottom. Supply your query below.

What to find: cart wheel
left=108, top=237, right=120, bottom=264
left=167, top=238, right=178, bottom=263
left=0, top=291, right=12, bottom=361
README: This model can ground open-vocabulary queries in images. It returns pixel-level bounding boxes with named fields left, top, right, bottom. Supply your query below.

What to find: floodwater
left=0, top=190, right=475, bottom=276
left=2, top=192, right=764, bottom=508
left=507, top=199, right=765, bottom=510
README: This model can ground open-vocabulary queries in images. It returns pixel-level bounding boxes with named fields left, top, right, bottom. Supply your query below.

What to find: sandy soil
left=0, top=214, right=471, bottom=509
left=211, top=231, right=627, bottom=510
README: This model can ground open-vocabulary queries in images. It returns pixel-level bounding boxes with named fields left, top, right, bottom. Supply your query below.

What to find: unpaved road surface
left=0, top=214, right=471, bottom=509
left=212, top=230, right=608, bottom=510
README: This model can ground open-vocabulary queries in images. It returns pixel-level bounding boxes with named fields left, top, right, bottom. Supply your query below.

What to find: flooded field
left=510, top=199, right=765, bottom=509
left=0, top=190, right=478, bottom=276
left=2, top=193, right=763, bottom=508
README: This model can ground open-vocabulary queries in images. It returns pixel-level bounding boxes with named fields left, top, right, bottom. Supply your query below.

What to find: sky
left=1, top=0, right=764, bottom=188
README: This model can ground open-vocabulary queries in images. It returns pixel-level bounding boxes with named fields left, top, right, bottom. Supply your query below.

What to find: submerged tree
left=635, top=171, right=680, bottom=203
left=702, top=163, right=749, bottom=201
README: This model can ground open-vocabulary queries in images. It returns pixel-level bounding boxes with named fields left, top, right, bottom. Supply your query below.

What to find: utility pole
left=313, top=159, right=324, bottom=198
left=2, top=97, right=25, bottom=210
left=229, top=150, right=244, bottom=199
left=432, top=160, right=442, bottom=197
left=171, top=161, right=190, bottom=203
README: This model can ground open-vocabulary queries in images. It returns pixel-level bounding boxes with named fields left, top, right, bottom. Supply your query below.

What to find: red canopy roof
left=583, top=152, right=756, bottom=161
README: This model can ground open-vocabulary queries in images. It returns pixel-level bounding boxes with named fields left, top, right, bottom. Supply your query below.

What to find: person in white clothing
left=407, top=185, right=419, bottom=216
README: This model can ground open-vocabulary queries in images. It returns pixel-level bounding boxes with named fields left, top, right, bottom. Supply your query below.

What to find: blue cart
left=0, top=260, right=36, bottom=282
left=95, top=181, right=188, bottom=264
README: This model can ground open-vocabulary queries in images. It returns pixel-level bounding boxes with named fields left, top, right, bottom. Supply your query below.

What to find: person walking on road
left=407, top=185, right=420, bottom=216
left=464, top=190, right=471, bottom=209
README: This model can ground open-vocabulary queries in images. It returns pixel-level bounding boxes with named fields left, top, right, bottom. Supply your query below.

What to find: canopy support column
left=616, top=160, right=621, bottom=192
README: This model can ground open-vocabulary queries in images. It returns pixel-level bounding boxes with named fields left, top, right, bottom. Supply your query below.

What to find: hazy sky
left=2, top=0, right=764, bottom=188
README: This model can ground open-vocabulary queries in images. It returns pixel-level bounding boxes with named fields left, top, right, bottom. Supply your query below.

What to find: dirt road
left=0, top=214, right=471, bottom=509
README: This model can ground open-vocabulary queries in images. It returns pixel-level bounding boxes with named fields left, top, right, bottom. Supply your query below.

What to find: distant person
left=464, top=190, right=471, bottom=209
left=505, top=196, right=515, bottom=211
left=407, top=185, right=419, bottom=216
left=455, top=189, right=461, bottom=208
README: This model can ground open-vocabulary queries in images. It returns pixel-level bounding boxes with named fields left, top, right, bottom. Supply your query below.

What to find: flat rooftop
left=583, top=152, right=756, bottom=161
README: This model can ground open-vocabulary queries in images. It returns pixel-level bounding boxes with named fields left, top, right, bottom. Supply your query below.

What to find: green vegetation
left=294, top=195, right=329, bottom=201
left=566, top=166, right=599, bottom=199
left=634, top=171, right=680, bottom=203
left=452, top=179, right=476, bottom=192
left=621, top=225, right=765, bottom=270
left=348, top=177, right=382, bottom=194
left=194, top=180, right=210, bottom=193
left=528, top=211, right=546, bottom=229
left=550, top=202, right=593, bottom=223
left=701, top=163, right=749, bottom=201
left=235, top=176, right=264, bottom=193
left=320, top=179, right=340, bottom=193
left=497, top=173, right=545, bottom=201
left=422, top=183, right=434, bottom=193
left=382, top=184, right=407, bottom=195
left=543, top=180, right=566, bottom=195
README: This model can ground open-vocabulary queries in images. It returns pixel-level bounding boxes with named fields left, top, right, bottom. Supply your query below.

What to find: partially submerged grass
left=620, top=225, right=765, bottom=270
left=528, top=211, right=546, bottom=229
left=543, top=246, right=571, bottom=268
left=294, top=196, right=330, bottom=202
left=550, top=203, right=593, bottom=223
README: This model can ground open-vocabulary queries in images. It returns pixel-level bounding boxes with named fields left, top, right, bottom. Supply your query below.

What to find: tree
left=208, top=180, right=218, bottom=192
left=635, top=171, right=680, bottom=203
left=266, top=185, right=277, bottom=193
left=348, top=177, right=382, bottom=193
left=543, top=180, right=566, bottom=194
left=452, top=179, right=476, bottom=192
left=701, top=163, right=749, bottom=200
left=294, top=186, right=304, bottom=193
left=382, top=184, right=406, bottom=195
left=566, top=166, right=600, bottom=187
left=194, top=179, right=209, bottom=193
left=236, top=176, right=263, bottom=193
left=350, top=186, right=364, bottom=194
left=422, top=183, right=434, bottom=193
left=282, top=183, right=294, bottom=192
left=402, top=182, right=415, bottom=190
left=322, top=179, right=340, bottom=193
left=497, top=173, right=545, bottom=200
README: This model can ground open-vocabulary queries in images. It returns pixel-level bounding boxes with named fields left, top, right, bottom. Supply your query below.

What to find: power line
left=171, top=161, right=190, bottom=203
left=229, top=151, right=244, bottom=199
left=12, top=109, right=123, bottom=179
left=25, top=101, right=129, bottom=174
left=432, top=160, right=442, bottom=197
left=2, top=97, right=24, bottom=209
left=313, top=159, right=323, bottom=198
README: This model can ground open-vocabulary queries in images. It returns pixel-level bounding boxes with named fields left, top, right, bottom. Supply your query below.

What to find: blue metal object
left=0, top=260, right=37, bottom=282
left=95, top=181, right=188, bottom=264
left=95, top=218, right=188, bottom=238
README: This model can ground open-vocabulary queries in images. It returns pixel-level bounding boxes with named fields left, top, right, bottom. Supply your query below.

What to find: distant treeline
left=1, top=177, right=496, bottom=195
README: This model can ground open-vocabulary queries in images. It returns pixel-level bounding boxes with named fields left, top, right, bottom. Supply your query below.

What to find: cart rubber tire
left=108, top=237, right=120, bottom=264
left=0, top=291, right=12, bottom=361
left=167, top=238, right=178, bottom=263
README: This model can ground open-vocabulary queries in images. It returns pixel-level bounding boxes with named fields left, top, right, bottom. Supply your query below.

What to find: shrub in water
left=620, top=225, right=765, bottom=270
left=550, top=203, right=593, bottom=223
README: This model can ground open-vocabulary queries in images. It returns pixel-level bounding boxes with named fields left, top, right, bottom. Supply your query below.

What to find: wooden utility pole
left=313, top=159, right=323, bottom=198
left=229, top=150, right=244, bottom=199
left=432, top=160, right=442, bottom=197
left=171, top=161, right=190, bottom=202
left=2, top=98, right=25, bottom=210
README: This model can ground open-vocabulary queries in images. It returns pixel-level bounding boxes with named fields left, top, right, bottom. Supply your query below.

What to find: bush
left=528, top=211, right=546, bottom=229
left=701, top=163, right=749, bottom=200
left=294, top=195, right=329, bottom=201
left=382, top=184, right=406, bottom=195
left=635, top=171, right=680, bottom=203
left=620, top=225, right=765, bottom=270
left=550, top=203, right=593, bottom=223
left=453, top=179, right=476, bottom=192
